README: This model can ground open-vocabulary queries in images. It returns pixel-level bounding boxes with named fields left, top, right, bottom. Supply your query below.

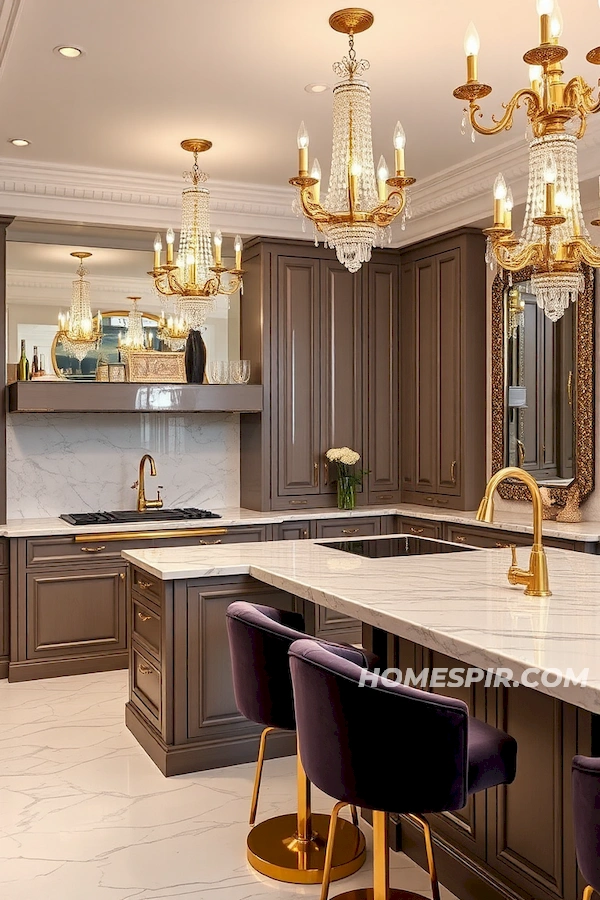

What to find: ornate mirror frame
left=491, top=265, right=595, bottom=503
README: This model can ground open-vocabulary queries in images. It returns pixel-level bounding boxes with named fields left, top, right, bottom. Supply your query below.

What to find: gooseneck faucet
left=476, top=466, right=551, bottom=597
left=132, top=454, right=163, bottom=513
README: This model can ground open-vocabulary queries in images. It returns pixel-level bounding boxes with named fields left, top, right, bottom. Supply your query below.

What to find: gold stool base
left=247, top=812, right=366, bottom=884
left=328, top=891, right=428, bottom=899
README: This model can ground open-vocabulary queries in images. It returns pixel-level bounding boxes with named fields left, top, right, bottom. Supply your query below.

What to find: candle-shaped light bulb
left=464, top=22, right=480, bottom=82
left=493, top=173, right=507, bottom=226
left=393, top=121, right=406, bottom=174
left=544, top=154, right=557, bottom=183
left=297, top=121, right=309, bottom=174
left=166, top=226, right=175, bottom=264
left=550, top=1, right=563, bottom=38
left=537, top=0, right=554, bottom=14
left=544, top=154, right=557, bottom=214
left=214, top=229, right=223, bottom=267
left=505, top=187, right=514, bottom=230
left=310, top=158, right=321, bottom=203
left=377, top=155, right=389, bottom=201
left=529, top=64, right=543, bottom=91
left=153, top=233, right=162, bottom=269
left=234, top=234, right=243, bottom=270
left=97, top=310, right=102, bottom=332
left=537, top=0, right=554, bottom=43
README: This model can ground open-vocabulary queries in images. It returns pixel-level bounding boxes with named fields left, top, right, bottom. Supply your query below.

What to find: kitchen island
left=122, top=535, right=600, bottom=900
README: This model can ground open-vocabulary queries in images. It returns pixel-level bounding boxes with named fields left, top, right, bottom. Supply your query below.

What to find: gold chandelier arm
left=217, top=274, right=243, bottom=296
left=166, top=269, right=185, bottom=295
left=563, top=76, right=600, bottom=137
left=492, top=239, right=546, bottom=271
left=372, top=191, right=406, bottom=227
left=299, top=187, right=331, bottom=224
left=152, top=272, right=177, bottom=297
left=468, top=88, right=541, bottom=136
left=567, top=237, right=600, bottom=267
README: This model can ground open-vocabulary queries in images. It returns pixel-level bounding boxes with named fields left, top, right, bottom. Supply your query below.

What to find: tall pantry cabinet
left=240, top=238, right=400, bottom=510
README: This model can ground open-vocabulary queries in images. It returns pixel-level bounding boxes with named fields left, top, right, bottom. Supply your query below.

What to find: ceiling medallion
left=455, top=0, right=600, bottom=322
left=149, top=139, right=243, bottom=333
left=289, top=8, right=416, bottom=273
left=56, top=252, right=102, bottom=361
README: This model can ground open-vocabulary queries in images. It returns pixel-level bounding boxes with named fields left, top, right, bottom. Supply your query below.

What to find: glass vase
left=337, top=474, right=356, bottom=511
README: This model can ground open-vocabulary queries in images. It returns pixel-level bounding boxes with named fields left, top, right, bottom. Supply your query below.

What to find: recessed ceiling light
left=54, top=46, right=83, bottom=58
left=305, top=83, right=329, bottom=93
left=8, top=138, right=30, bottom=147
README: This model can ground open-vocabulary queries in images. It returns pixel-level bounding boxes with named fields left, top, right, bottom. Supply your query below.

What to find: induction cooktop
left=60, top=508, right=222, bottom=526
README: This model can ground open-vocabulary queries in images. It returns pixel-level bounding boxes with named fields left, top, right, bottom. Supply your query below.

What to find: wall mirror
left=491, top=265, right=595, bottom=503
left=5, top=226, right=241, bottom=383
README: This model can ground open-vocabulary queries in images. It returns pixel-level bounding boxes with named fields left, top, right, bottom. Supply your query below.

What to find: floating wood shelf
left=7, top=382, right=263, bottom=414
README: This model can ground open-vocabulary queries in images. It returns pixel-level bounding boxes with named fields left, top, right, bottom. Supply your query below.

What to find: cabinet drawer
left=396, top=517, right=442, bottom=540
left=131, top=645, right=162, bottom=731
left=276, top=521, right=312, bottom=540
left=195, top=525, right=269, bottom=545
left=445, top=525, right=529, bottom=550
left=132, top=598, right=161, bottom=660
left=131, top=568, right=162, bottom=605
left=314, top=517, right=381, bottom=540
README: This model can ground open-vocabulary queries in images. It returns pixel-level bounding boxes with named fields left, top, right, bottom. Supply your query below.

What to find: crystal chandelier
left=118, top=296, right=149, bottom=355
left=454, top=0, right=600, bottom=322
left=150, top=139, right=243, bottom=332
left=157, top=310, right=188, bottom=351
left=289, top=8, right=416, bottom=273
left=57, top=251, right=102, bottom=361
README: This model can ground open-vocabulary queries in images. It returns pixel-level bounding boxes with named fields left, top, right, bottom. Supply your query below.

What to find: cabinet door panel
left=366, top=263, right=400, bottom=502
left=276, top=521, right=311, bottom=540
left=415, top=258, right=438, bottom=492
left=400, top=263, right=417, bottom=491
left=438, top=251, right=461, bottom=495
left=320, top=262, right=363, bottom=493
left=26, top=566, right=126, bottom=658
left=276, top=257, right=321, bottom=497
left=0, top=573, right=8, bottom=662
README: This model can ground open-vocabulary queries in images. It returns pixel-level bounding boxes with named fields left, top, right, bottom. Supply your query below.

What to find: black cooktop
left=60, top=508, right=222, bottom=526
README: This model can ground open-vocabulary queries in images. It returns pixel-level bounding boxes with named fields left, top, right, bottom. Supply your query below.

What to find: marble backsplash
left=6, top=413, right=240, bottom=518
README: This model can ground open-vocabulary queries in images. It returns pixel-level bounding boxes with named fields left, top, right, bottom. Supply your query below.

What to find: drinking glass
left=229, top=360, right=251, bottom=384
left=208, top=360, right=229, bottom=384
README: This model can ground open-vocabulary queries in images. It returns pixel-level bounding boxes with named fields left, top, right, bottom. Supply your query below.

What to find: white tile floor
left=0, top=671, right=459, bottom=899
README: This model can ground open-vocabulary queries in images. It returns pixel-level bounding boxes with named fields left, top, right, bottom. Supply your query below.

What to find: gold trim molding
left=491, top=265, right=595, bottom=504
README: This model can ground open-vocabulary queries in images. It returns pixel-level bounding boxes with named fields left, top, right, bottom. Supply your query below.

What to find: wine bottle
left=17, top=340, right=29, bottom=381
left=31, top=345, right=39, bottom=378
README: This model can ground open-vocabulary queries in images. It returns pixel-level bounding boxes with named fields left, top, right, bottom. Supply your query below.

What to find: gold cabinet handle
left=302, top=529, right=308, bottom=538
left=119, top=572, right=126, bottom=581
left=377, top=494, right=393, bottom=501
left=437, top=498, right=449, bottom=505
left=313, top=461, right=319, bottom=486
left=455, top=535, right=466, bottom=543
left=451, top=460, right=457, bottom=484
left=137, top=610, right=152, bottom=622
left=80, top=545, right=106, bottom=553
left=199, top=539, right=222, bottom=545
left=567, top=370, right=573, bottom=407
left=137, top=579, right=153, bottom=590
left=410, top=526, right=424, bottom=535
left=290, top=500, right=308, bottom=506
left=137, top=663, right=153, bottom=676
left=496, top=541, right=513, bottom=549
left=425, top=496, right=434, bottom=502
left=341, top=528, right=359, bottom=535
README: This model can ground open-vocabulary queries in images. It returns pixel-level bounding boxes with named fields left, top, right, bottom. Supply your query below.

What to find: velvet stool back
left=289, top=638, right=518, bottom=900
left=226, top=600, right=371, bottom=885
left=572, top=755, right=600, bottom=900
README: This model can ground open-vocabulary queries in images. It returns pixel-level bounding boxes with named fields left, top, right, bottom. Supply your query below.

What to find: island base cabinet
left=126, top=571, right=298, bottom=776
left=365, top=627, right=592, bottom=900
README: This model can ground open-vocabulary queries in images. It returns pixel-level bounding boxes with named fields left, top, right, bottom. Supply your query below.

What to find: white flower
left=326, top=446, right=360, bottom=465
left=326, top=448, right=342, bottom=462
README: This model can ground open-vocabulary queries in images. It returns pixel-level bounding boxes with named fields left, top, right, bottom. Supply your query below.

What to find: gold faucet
left=476, top=466, right=551, bottom=597
left=132, top=454, right=163, bottom=512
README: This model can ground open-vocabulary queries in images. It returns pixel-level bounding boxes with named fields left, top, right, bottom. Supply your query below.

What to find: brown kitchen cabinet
left=0, top=538, right=9, bottom=678
left=276, top=521, right=312, bottom=540
left=240, top=238, right=400, bottom=511
left=396, top=515, right=442, bottom=540
left=400, top=228, right=486, bottom=510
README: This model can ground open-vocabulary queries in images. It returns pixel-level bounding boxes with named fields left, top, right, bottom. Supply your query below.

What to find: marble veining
left=0, top=670, right=457, bottom=900
left=122, top=539, right=600, bottom=714
left=6, top=412, right=240, bottom=518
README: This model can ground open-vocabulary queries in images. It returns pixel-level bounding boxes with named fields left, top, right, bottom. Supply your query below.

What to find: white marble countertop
left=3, top=502, right=600, bottom=541
left=122, top=537, right=600, bottom=715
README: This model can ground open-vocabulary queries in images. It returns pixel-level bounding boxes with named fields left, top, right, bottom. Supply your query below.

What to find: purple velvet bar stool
left=289, top=638, right=518, bottom=900
left=572, top=755, right=600, bottom=900
left=226, top=600, right=370, bottom=886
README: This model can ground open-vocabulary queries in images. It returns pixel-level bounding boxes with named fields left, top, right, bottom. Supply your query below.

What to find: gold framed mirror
left=491, top=265, right=595, bottom=504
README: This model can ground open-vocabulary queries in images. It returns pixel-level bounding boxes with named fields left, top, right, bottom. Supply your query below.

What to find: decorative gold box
left=126, top=351, right=186, bottom=383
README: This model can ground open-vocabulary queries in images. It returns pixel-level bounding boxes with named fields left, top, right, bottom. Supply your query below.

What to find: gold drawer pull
left=341, top=528, right=359, bottom=535
left=119, top=572, right=126, bottom=581
left=290, top=500, right=308, bottom=506
left=451, top=460, right=457, bottom=484
left=80, top=545, right=106, bottom=553
left=410, top=527, right=424, bottom=535
left=496, top=541, right=512, bottom=549
left=137, top=611, right=152, bottom=622
left=437, top=498, right=449, bottom=505
left=302, top=529, right=308, bottom=538
left=455, top=535, right=466, bottom=543
left=425, top=496, right=434, bottom=502
left=138, top=663, right=153, bottom=676
left=199, top=539, right=222, bottom=545
left=377, top=494, right=393, bottom=501
left=137, top=579, right=154, bottom=590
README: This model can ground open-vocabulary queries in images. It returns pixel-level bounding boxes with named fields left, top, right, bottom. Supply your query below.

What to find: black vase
left=185, top=329, right=207, bottom=384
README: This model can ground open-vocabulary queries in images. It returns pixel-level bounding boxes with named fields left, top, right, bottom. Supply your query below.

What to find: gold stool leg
left=320, top=800, right=348, bottom=900
left=246, top=739, right=366, bottom=884
left=249, top=726, right=275, bottom=826
left=408, top=814, right=440, bottom=900
left=350, top=805, right=359, bottom=827
left=583, top=887, right=596, bottom=900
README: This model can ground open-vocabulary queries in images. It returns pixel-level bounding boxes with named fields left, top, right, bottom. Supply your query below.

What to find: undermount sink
left=319, top=535, right=479, bottom=559
left=60, top=508, right=222, bottom=526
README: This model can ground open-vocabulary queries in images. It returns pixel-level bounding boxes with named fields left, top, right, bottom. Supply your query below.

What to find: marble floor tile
left=0, top=671, right=459, bottom=900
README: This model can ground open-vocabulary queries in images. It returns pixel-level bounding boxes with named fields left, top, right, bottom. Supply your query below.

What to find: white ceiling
left=1, top=0, right=600, bottom=243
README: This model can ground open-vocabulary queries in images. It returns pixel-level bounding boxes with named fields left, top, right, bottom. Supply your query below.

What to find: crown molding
left=2, top=116, right=600, bottom=248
